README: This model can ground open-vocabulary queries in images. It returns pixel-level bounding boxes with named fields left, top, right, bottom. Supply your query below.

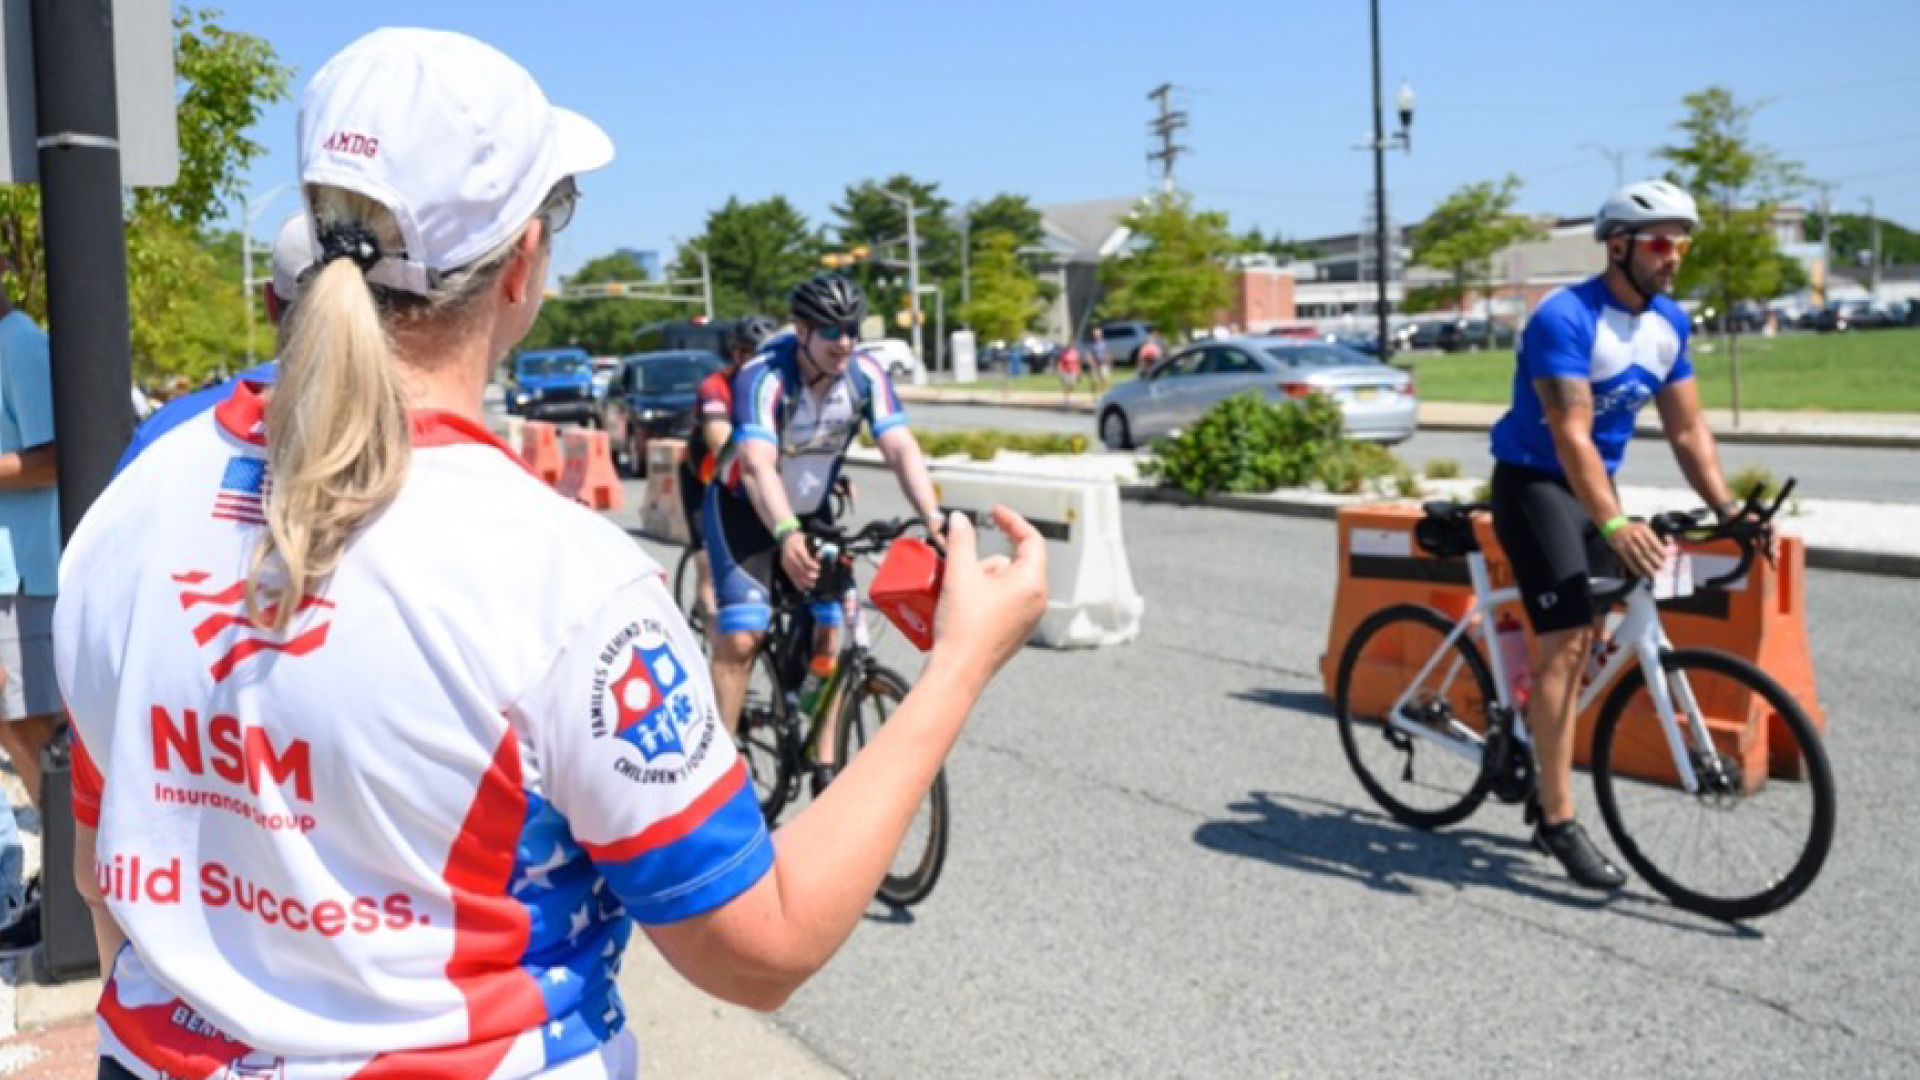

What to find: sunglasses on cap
left=809, top=323, right=860, bottom=342
left=1634, top=233, right=1692, bottom=258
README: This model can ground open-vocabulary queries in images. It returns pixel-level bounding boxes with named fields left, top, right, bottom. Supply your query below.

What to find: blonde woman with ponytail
left=52, top=26, right=1043, bottom=1080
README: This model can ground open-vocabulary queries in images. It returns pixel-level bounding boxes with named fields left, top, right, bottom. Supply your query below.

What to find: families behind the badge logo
left=42, top=24, right=1047, bottom=1080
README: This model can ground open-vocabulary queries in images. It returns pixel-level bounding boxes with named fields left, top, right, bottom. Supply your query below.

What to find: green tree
left=959, top=230, right=1040, bottom=343
left=832, top=176, right=957, bottom=333
left=963, top=194, right=1045, bottom=256
left=1656, top=86, right=1805, bottom=423
left=1100, top=192, right=1234, bottom=338
left=681, top=195, right=821, bottom=318
left=1807, top=211, right=1920, bottom=269
left=0, top=7, right=291, bottom=382
left=1411, top=174, right=1544, bottom=313
left=525, top=251, right=680, bottom=355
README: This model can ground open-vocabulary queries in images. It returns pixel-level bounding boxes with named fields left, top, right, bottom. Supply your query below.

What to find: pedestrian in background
left=56, top=27, right=1044, bottom=1078
left=0, top=261, right=63, bottom=960
left=1056, top=341, right=1081, bottom=399
left=1086, top=325, right=1111, bottom=393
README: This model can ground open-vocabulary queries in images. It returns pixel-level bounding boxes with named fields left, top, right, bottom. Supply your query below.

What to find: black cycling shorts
left=1489, top=462, right=1621, bottom=635
left=678, top=460, right=705, bottom=548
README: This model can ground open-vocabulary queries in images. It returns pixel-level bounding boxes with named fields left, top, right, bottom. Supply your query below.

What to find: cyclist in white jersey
left=54, top=28, right=1044, bottom=1079
left=704, top=274, right=945, bottom=758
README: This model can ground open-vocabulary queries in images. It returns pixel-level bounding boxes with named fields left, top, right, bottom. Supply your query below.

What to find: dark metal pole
left=30, top=0, right=135, bottom=983
left=1370, top=0, right=1391, bottom=362
left=34, top=0, right=133, bottom=541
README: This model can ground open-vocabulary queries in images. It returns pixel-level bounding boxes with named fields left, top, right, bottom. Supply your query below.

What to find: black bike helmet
left=789, top=273, right=868, bottom=329
left=730, top=314, right=780, bottom=353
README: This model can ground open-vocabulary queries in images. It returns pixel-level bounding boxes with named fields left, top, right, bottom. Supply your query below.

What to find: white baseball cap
left=269, top=211, right=316, bottom=303
left=296, top=27, right=614, bottom=294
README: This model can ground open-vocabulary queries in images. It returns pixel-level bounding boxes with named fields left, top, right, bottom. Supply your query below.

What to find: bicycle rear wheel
left=836, top=664, right=948, bottom=906
left=736, top=646, right=796, bottom=823
left=1591, top=648, right=1835, bottom=921
left=1335, top=604, right=1500, bottom=829
left=674, top=546, right=707, bottom=644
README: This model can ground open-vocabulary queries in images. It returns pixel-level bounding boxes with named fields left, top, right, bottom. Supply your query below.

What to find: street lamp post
left=1366, top=0, right=1412, bottom=362
left=240, top=181, right=293, bottom=369
left=1580, top=142, right=1627, bottom=187
left=881, top=188, right=924, bottom=372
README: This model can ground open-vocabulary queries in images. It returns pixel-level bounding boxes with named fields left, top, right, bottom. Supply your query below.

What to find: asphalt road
left=904, top=402, right=1920, bottom=505
left=625, top=474, right=1915, bottom=1079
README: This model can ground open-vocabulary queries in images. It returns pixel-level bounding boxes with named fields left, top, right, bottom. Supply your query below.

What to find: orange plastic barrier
left=1319, top=502, right=1821, bottom=781
left=519, top=421, right=563, bottom=487
left=559, top=427, right=624, bottom=511
left=640, top=438, right=689, bottom=544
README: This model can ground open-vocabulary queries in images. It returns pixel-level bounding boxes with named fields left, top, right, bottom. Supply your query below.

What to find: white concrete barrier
left=641, top=439, right=689, bottom=545
left=931, top=469, right=1142, bottom=649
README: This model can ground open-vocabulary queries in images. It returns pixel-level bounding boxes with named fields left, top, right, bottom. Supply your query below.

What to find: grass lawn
left=1406, top=329, right=1920, bottom=412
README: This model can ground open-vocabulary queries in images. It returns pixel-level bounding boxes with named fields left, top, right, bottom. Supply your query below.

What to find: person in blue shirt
left=1488, top=180, right=1744, bottom=891
left=0, top=265, right=61, bottom=954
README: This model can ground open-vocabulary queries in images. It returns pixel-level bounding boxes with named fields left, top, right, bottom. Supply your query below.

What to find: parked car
left=1095, top=337, right=1416, bottom=450
left=1097, top=320, right=1160, bottom=366
left=591, top=355, right=619, bottom=399
left=599, top=349, right=724, bottom=474
left=857, top=338, right=925, bottom=383
left=1808, top=299, right=1896, bottom=332
left=1394, top=318, right=1450, bottom=352
left=1438, top=318, right=1518, bottom=353
left=507, top=346, right=597, bottom=423
left=1324, top=330, right=1380, bottom=357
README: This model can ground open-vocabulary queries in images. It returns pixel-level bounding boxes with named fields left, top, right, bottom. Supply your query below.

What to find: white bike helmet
left=1593, top=180, right=1699, bottom=240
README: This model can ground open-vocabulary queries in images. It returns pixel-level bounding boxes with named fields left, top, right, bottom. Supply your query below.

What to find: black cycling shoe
left=1534, top=818, right=1627, bottom=891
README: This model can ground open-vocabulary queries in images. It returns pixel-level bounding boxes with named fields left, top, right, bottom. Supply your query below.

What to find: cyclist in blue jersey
left=704, top=274, right=943, bottom=772
left=1488, top=180, right=1746, bottom=890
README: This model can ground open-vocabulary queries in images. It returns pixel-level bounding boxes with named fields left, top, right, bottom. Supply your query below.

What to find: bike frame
left=1383, top=548, right=1713, bottom=794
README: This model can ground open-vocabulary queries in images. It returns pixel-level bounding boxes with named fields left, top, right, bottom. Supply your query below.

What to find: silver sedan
left=1095, top=337, right=1417, bottom=449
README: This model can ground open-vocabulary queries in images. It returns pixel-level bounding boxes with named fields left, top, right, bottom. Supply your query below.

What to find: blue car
left=508, top=346, right=597, bottom=423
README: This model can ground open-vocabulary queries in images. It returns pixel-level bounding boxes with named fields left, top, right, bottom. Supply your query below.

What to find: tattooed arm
left=1538, top=376, right=1665, bottom=577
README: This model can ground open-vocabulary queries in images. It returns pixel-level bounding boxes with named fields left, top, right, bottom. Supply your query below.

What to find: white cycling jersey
left=55, top=381, right=770, bottom=1078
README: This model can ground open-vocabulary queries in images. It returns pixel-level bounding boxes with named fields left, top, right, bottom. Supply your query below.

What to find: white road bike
left=1333, top=482, right=1834, bottom=920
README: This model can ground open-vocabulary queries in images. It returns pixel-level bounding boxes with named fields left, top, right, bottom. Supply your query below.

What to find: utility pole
left=1579, top=142, right=1626, bottom=188
left=1815, top=182, right=1834, bottom=308
left=1362, top=0, right=1413, bottom=362
left=697, top=247, right=714, bottom=320
left=1863, top=195, right=1881, bottom=299
left=882, top=188, right=924, bottom=370
left=1146, top=83, right=1189, bottom=194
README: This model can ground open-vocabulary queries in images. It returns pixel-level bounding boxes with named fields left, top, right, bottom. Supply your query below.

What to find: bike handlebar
left=1592, top=477, right=1795, bottom=604
left=803, top=516, right=927, bottom=558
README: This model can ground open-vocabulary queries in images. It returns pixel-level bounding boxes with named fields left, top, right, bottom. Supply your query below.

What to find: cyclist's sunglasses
left=808, top=323, right=860, bottom=342
left=1636, top=233, right=1692, bottom=258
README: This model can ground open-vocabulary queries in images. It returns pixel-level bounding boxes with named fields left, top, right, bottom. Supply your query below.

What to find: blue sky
left=210, top=0, right=1920, bottom=279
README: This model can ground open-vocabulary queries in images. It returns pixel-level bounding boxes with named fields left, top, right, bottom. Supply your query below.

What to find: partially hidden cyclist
left=681, top=314, right=783, bottom=629
left=703, top=273, right=945, bottom=785
left=1488, top=179, right=1746, bottom=890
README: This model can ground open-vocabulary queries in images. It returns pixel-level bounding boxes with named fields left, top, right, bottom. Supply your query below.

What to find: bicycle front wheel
left=1335, top=604, right=1500, bottom=830
left=1592, top=648, right=1835, bottom=921
left=836, top=664, right=949, bottom=906
left=736, top=646, right=796, bottom=823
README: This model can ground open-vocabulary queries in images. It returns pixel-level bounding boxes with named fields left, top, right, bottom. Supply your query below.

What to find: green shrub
left=912, top=428, right=1088, bottom=460
left=1139, top=391, right=1405, bottom=496
left=1729, top=464, right=1778, bottom=504
left=1424, top=458, right=1461, bottom=479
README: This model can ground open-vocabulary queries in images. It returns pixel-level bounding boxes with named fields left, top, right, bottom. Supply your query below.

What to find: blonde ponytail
left=245, top=190, right=410, bottom=633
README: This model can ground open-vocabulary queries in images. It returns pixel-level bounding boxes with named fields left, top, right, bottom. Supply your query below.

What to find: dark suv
left=507, top=347, right=596, bottom=423
left=600, top=349, right=724, bottom=475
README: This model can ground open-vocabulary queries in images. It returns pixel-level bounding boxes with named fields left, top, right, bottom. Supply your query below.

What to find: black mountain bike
left=733, top=516, right=949, bottom=907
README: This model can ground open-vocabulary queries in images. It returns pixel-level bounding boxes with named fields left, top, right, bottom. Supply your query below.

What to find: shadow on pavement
left=1231, top=686, right=1333, bottom=721
left=1193, top=790, right=1759, bottom=938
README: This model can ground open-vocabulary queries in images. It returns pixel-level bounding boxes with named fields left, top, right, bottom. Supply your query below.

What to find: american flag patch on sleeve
left=213, top=455, right=270, bottom=525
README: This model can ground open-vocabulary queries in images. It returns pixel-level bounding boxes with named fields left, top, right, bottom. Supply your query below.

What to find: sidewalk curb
left=1113, top=483, right=1920, bottom=580
left=897, top=388, right=1920, bottom=449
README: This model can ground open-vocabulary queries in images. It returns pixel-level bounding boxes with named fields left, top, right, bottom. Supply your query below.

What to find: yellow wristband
left=1600, top=515, right=1630, bottom=538
left=772, top=516, right=801, bottom=541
